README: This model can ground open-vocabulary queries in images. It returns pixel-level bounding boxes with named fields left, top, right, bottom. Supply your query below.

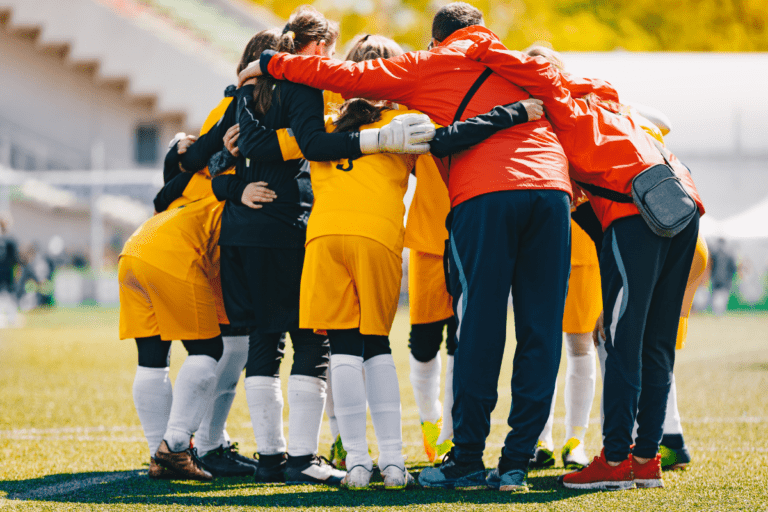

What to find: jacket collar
left=438, top=25, right=500, bottom=50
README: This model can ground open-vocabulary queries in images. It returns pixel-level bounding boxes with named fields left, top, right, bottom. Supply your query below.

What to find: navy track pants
left=601, top=213, right=699, bottom=461
left=447, top=190, right=571, bottom=468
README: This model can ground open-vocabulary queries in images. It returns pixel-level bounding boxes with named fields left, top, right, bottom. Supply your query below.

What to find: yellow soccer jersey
left=306, top=109, right=419, bottom=255
left=324, top=90, right=345, bottom=116
left=120, top=195, right=223, bottom=285
left=404, top=155, right=451, bottom=256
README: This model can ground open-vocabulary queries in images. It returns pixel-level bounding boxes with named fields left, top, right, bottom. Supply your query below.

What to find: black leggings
left=135, top=335, right=224, bottom=368
left=245, top=329, right=329, bottom=379
left=327, top=329, right=391, bottom=361
left=409, top=317, right=457, bottom=363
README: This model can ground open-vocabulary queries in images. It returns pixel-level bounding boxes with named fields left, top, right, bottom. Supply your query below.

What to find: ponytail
left=333, top=34, right=404, bottom=133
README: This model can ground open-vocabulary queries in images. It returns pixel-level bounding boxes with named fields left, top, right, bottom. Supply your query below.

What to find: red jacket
left=264, top=26, right=594, bottom=208
left=462, top=32, right=705, bottom=230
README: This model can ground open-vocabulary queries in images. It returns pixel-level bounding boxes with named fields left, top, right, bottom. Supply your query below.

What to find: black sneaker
left=254, top=453, right=287, bottom=483
left=285, top=454, right=346, bottom=486
left=199, top=444, right=258, bottom=477
left=418, top=449, right=487, bottom=490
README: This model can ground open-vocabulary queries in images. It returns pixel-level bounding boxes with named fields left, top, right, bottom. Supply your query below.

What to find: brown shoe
left=149, top=457, right=178, bottom=479
left=154, top=440, right=213, bottom=481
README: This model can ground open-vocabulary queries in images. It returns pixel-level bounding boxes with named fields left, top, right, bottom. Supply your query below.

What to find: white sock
left=287, top=375, right=327, bottom=457
left=539, top=376, right=558, bottom=451
left=564, top=352, right=597, bottom=442
left=164, top=355, right=218, bottom=452
left=330, top=354, right=371, bottom=470
left=437, top=355, right=454, bottom=445
left=196, top=335, right=248, bottom=456
left=244, top=376, right=286, bottom=455
left=365, top=354, right=405, bottom=470
left=408, top=353, right=442, bottom=424
left=663, top=374, right=683, bottom=435
left=325, top=364, right=340, bottom=441
left=132, top=366, right=173, bottom=456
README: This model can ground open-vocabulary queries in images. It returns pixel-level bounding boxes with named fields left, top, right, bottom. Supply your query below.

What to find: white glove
left=358, top=113, right=436, bottom=155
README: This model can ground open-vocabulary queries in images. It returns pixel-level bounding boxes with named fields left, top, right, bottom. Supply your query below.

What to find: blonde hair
left=524, top=44, right=565, bottom=71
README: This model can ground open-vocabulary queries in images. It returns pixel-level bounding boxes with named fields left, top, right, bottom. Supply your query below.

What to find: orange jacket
left=263, top=26, right=585, bottom=208
left=463, top=32, right=705, bottom=230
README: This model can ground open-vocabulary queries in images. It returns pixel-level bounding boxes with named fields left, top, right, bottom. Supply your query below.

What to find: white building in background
left=565, top=52, right=768, bottom=220
left=0, top=0, right=277, bottom=172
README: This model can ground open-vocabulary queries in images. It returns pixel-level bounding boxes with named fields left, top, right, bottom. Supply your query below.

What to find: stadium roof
left=0, top=0, right=280, bottom=129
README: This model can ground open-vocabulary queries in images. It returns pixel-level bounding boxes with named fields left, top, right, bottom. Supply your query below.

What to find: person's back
left=257, top=28, right=572, bottom=207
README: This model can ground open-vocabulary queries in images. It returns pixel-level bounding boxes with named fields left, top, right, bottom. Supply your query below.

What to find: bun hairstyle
left=278, top=5, right=339, bottom=55
left=333, top=34, right=404, bottom=133
left=524, top=44, right=566, bottom=71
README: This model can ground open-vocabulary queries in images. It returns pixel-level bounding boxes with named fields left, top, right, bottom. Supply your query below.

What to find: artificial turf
left=1, top=307, right=766, bottom=510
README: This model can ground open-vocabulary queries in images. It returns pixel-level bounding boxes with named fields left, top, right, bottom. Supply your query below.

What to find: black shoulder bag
left=575, top=140, right=697, bottom=238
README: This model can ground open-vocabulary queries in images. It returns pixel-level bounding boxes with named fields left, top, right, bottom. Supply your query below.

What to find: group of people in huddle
left=118, top=1, right=707, bottom=492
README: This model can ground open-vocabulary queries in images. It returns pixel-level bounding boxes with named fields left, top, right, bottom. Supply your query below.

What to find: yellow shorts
left=677, top=235, right=709, bottom=349
left=300, top=235, right=402, bottom=336
left=118, top=256, right=221, bottom=341
left=562, top=263, right=602, bottom=334
left=408, top=250, right=453, bottom=325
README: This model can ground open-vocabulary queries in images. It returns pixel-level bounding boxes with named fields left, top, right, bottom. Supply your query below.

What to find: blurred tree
left=246, top=0, right=768, bottom=52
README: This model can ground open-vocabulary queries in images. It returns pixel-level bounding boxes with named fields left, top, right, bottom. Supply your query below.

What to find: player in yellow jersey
left=121, top=36, right=291, bottom=481
left=404, top=154, right=456, bottom=463
left=295, top=34, right=544, bottom=489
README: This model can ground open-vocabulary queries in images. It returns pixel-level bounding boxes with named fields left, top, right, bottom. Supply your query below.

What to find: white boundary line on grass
left=1, top=470, right=144, bottom=504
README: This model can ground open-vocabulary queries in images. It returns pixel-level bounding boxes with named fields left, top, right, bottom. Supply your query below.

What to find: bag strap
left=447, top=67, right=493, bottom=172
left=574, top=180, right=634, bottom=204
left=453, top=67, right=493, bottom=123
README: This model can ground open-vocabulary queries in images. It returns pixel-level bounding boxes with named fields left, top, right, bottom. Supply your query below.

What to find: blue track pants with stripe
left=448, top=190, right=571, bottom=468
left=601, top=213, right=699, bottom=461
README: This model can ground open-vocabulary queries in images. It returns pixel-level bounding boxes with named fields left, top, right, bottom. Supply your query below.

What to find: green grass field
left=1, top=307, right=767, bottom=510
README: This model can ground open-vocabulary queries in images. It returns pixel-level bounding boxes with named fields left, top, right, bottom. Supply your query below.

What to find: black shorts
left=220, top=245, right=305, bottom=333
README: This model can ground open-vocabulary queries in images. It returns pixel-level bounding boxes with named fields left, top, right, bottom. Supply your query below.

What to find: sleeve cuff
left=260, top=50, right=277, bottom=77
left=232, top=180, right=248, bottom=207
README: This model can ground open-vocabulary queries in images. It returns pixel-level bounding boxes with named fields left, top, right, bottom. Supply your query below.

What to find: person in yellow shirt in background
left=121, top=37, right=287, bottom=481
left=404, top=154, right=456, bottom=463
left=297, top=34, right=544, bottom=489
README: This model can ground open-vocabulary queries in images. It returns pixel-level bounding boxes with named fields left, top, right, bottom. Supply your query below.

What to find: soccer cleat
left=329, top=434, right=347, bottom=470
left=342, top=464, right=374, bottom=490
left=254, top=453, right=287, bottom=483
left=633, top=453, right=664, bottom=488
left=660, top=435, right=691, bottom=471
left=421, top=419, right=453, bottom=463
left=224, top=443, right=260, bottom=471
left=559, top=450, right=634, bottom=491
left=199, top=444, right=258, bottom=477
left=529, top=440, right=555, bottom=469
left=562, top=438, right=590, bottom=469
left=285, top=454, right=346, bottom=486
left=380, top=464, right=415, bottom=490
left=154, top=440, right=213, bottom=481
left=148, top=457, right=178, bottom=479
left=418, top=449, right=487, bottom=490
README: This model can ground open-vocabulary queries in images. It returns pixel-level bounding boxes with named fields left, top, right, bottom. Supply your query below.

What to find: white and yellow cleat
left=421, top=419, right=453, bottom=463
left=341, top=464, right=373, bottom=490
left=562, top=438, right=590, bottom=469
left=381, top=464, right=415, bottom=490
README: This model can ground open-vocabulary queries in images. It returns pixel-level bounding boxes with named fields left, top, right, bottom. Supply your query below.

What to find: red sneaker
left=633, top=454, right=664, bottom=489
left=559, top=450, right=635, bottom=491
